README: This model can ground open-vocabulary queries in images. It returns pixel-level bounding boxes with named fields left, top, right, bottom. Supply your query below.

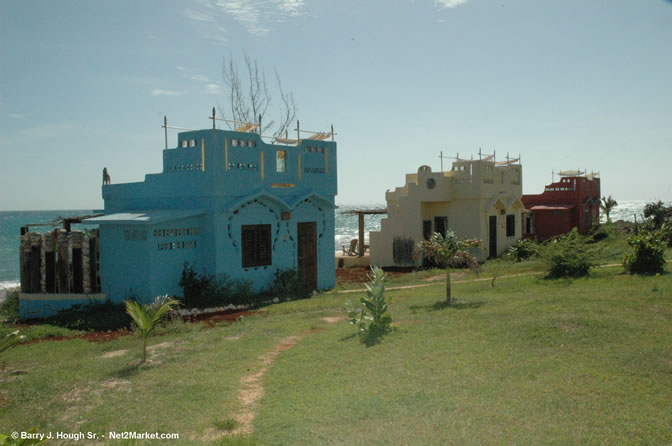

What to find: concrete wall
left=95, top=127, right=337, bottom=303
left=522, top=174, right=601, bottom=239
left=370, top=160, right=524, bottom=267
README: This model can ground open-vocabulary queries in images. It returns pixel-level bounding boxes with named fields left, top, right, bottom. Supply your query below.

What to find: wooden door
left=297, top=222, right=318, bottom=291
left=489, top=215, right=497, bottom=258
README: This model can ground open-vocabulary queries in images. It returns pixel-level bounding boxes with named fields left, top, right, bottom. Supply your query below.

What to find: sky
left=1, top=0, right=671, bottom=211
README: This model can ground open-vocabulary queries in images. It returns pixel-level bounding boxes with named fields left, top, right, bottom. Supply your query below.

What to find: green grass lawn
left=1, top=226, right=671, bottom=445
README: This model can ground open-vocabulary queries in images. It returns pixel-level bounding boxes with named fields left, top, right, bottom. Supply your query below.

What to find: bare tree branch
left=219, top=53, right=297, bottom=137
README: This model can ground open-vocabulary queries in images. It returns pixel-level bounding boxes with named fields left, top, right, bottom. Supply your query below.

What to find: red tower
left=522, top=171, right=600, bottom=241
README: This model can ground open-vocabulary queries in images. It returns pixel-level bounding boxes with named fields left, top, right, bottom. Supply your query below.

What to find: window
left=189, top=139, right=196, bottom=147
left=506, top=214, right=515, bottom=237
left=232, top=139, right=238, bottom=147
left=241, top=224, right=272, bottom=268
left=181, top=140, right=188, bottom=148
left=276, top=150, right=286, bottom=173
left=434, top=216, right=448, bottom=238
left=423, top=220, right=432, bottom=240
left=240, top=140, right=247, bottom=147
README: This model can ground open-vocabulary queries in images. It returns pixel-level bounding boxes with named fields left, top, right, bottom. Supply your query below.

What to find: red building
left=522, top=171, right=600, bottom=240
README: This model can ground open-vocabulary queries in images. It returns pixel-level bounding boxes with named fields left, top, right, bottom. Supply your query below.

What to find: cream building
left=369, top=156, right=525, bottom=267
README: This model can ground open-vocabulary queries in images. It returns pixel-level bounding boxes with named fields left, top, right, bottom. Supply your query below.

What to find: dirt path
left=231, top=334, right=303, bottom=435
left=336, top=263, right=626, bottom=294
left=228, top=316, right=344, bottom=437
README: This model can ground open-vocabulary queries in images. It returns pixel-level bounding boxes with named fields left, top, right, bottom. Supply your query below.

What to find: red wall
left=522, top=175, right=601, bottom=240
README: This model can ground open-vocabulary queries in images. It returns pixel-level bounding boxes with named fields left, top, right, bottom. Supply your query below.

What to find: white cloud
left=7, top=113, right=27, bottom=119
left=434, top=0, right=469, bottom=8
left=183, top=7, right=215, bottom=22
left=218, top=0, right=268, bottom=36
left=204, top=83, right=223, bottom=95
left=183, top=0, right=306, bottom=39
left=191, top=74, right=210, bottom=82
left=151, top=89, right=183, bottom=96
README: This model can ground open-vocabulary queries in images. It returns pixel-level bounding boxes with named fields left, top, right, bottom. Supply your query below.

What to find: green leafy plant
left=180, top=263, right=310, bottom=309
left=345, top=266, right=392, bottom=336
left=179, top=262, right=219, bottom=308
left=0, top=288, right=20, bottom=322
left=415, top=231, right=480, bottom=303
left=266, top=268, right=310, bottom=301
left=125, top=296, right=179, bottom=363
left=659, top=222, right=672, bottom=248
left=506, top=239, right=536, bottom=262
left=47, top=299, right=131, bottom=331
left=623, top=230, right=666, bottom=275
left=537, top=229, right=592, bottom=278
left=643, top=200, right=672, bottom=229
left=0, top=330, right=23, bottom=354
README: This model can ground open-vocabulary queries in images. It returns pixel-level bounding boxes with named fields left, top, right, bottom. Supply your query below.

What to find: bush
left=537, top=229, right=592, bottom=278
left=179, top=263, right=219, bottom=308
left=660, top=222, right=672, bottom=248
left=587, top=222, right=609, bottom=243
left=506, top=239, right=536, bottom=262
left=0, top=288, right=20, bottom=322
left=266, top=269, right=310, bottom=301
left=179, top=263, right=310, bottom=309
left=643, top=201, right=672, bottom=229
left=623, top=230, right=666, bottom=274
left=47, top=300, right=131, bottom=331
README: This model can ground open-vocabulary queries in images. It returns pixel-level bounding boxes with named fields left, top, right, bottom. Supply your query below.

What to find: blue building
left=86, top=118, right=337, bottom=304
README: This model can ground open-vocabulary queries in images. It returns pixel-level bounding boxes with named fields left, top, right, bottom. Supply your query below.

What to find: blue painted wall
left=93, top=128, right=337, bottom=304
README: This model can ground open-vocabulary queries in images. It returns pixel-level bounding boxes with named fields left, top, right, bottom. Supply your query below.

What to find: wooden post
left=258, top=114, right=262, bottom=135
left=358, top=212, right=365, bottom=257
left=57, top=231, right=69, bottom=293
left=164, top=116, right=168, bottom=149
left=19, top=235, right=26, bottom=292
left=331, top=124, right=334, bottom=141
left=212, top=107, right=216, bottom=130
left=296, top=120, right=300, bottom=142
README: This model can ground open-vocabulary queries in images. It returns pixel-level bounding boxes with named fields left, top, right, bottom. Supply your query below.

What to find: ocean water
left=0, top=201, right=656, bottom=301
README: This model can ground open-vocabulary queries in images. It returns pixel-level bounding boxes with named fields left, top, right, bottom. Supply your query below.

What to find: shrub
left=506, top=239, right=536, bottom=261
left=643, top=201, right=672, bottom=229
left=345, top=266, right=392, bottom=340
left=47, top=300, right=131, bottom=331
left=587, top=222, right=609, bottom=243
left=0, top=288, right=20, bottom=322
left=537, top=229, right=592, bottom=278
left=266, top=269, right=310, bottom=301
left=660, top=222, right=672, bottom=248
left=179, top=262, right=219, bottom=308
left=179, top=263, right=310, bottom=309
left=623, top=230, right=666, bottom=274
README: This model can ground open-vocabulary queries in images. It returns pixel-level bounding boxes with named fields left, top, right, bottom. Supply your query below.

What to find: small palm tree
left=125, top=296, right=179, bottom=363
left=600, top=195, right=618, bottom=223
left=415, top=231, right=481, bottom=303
